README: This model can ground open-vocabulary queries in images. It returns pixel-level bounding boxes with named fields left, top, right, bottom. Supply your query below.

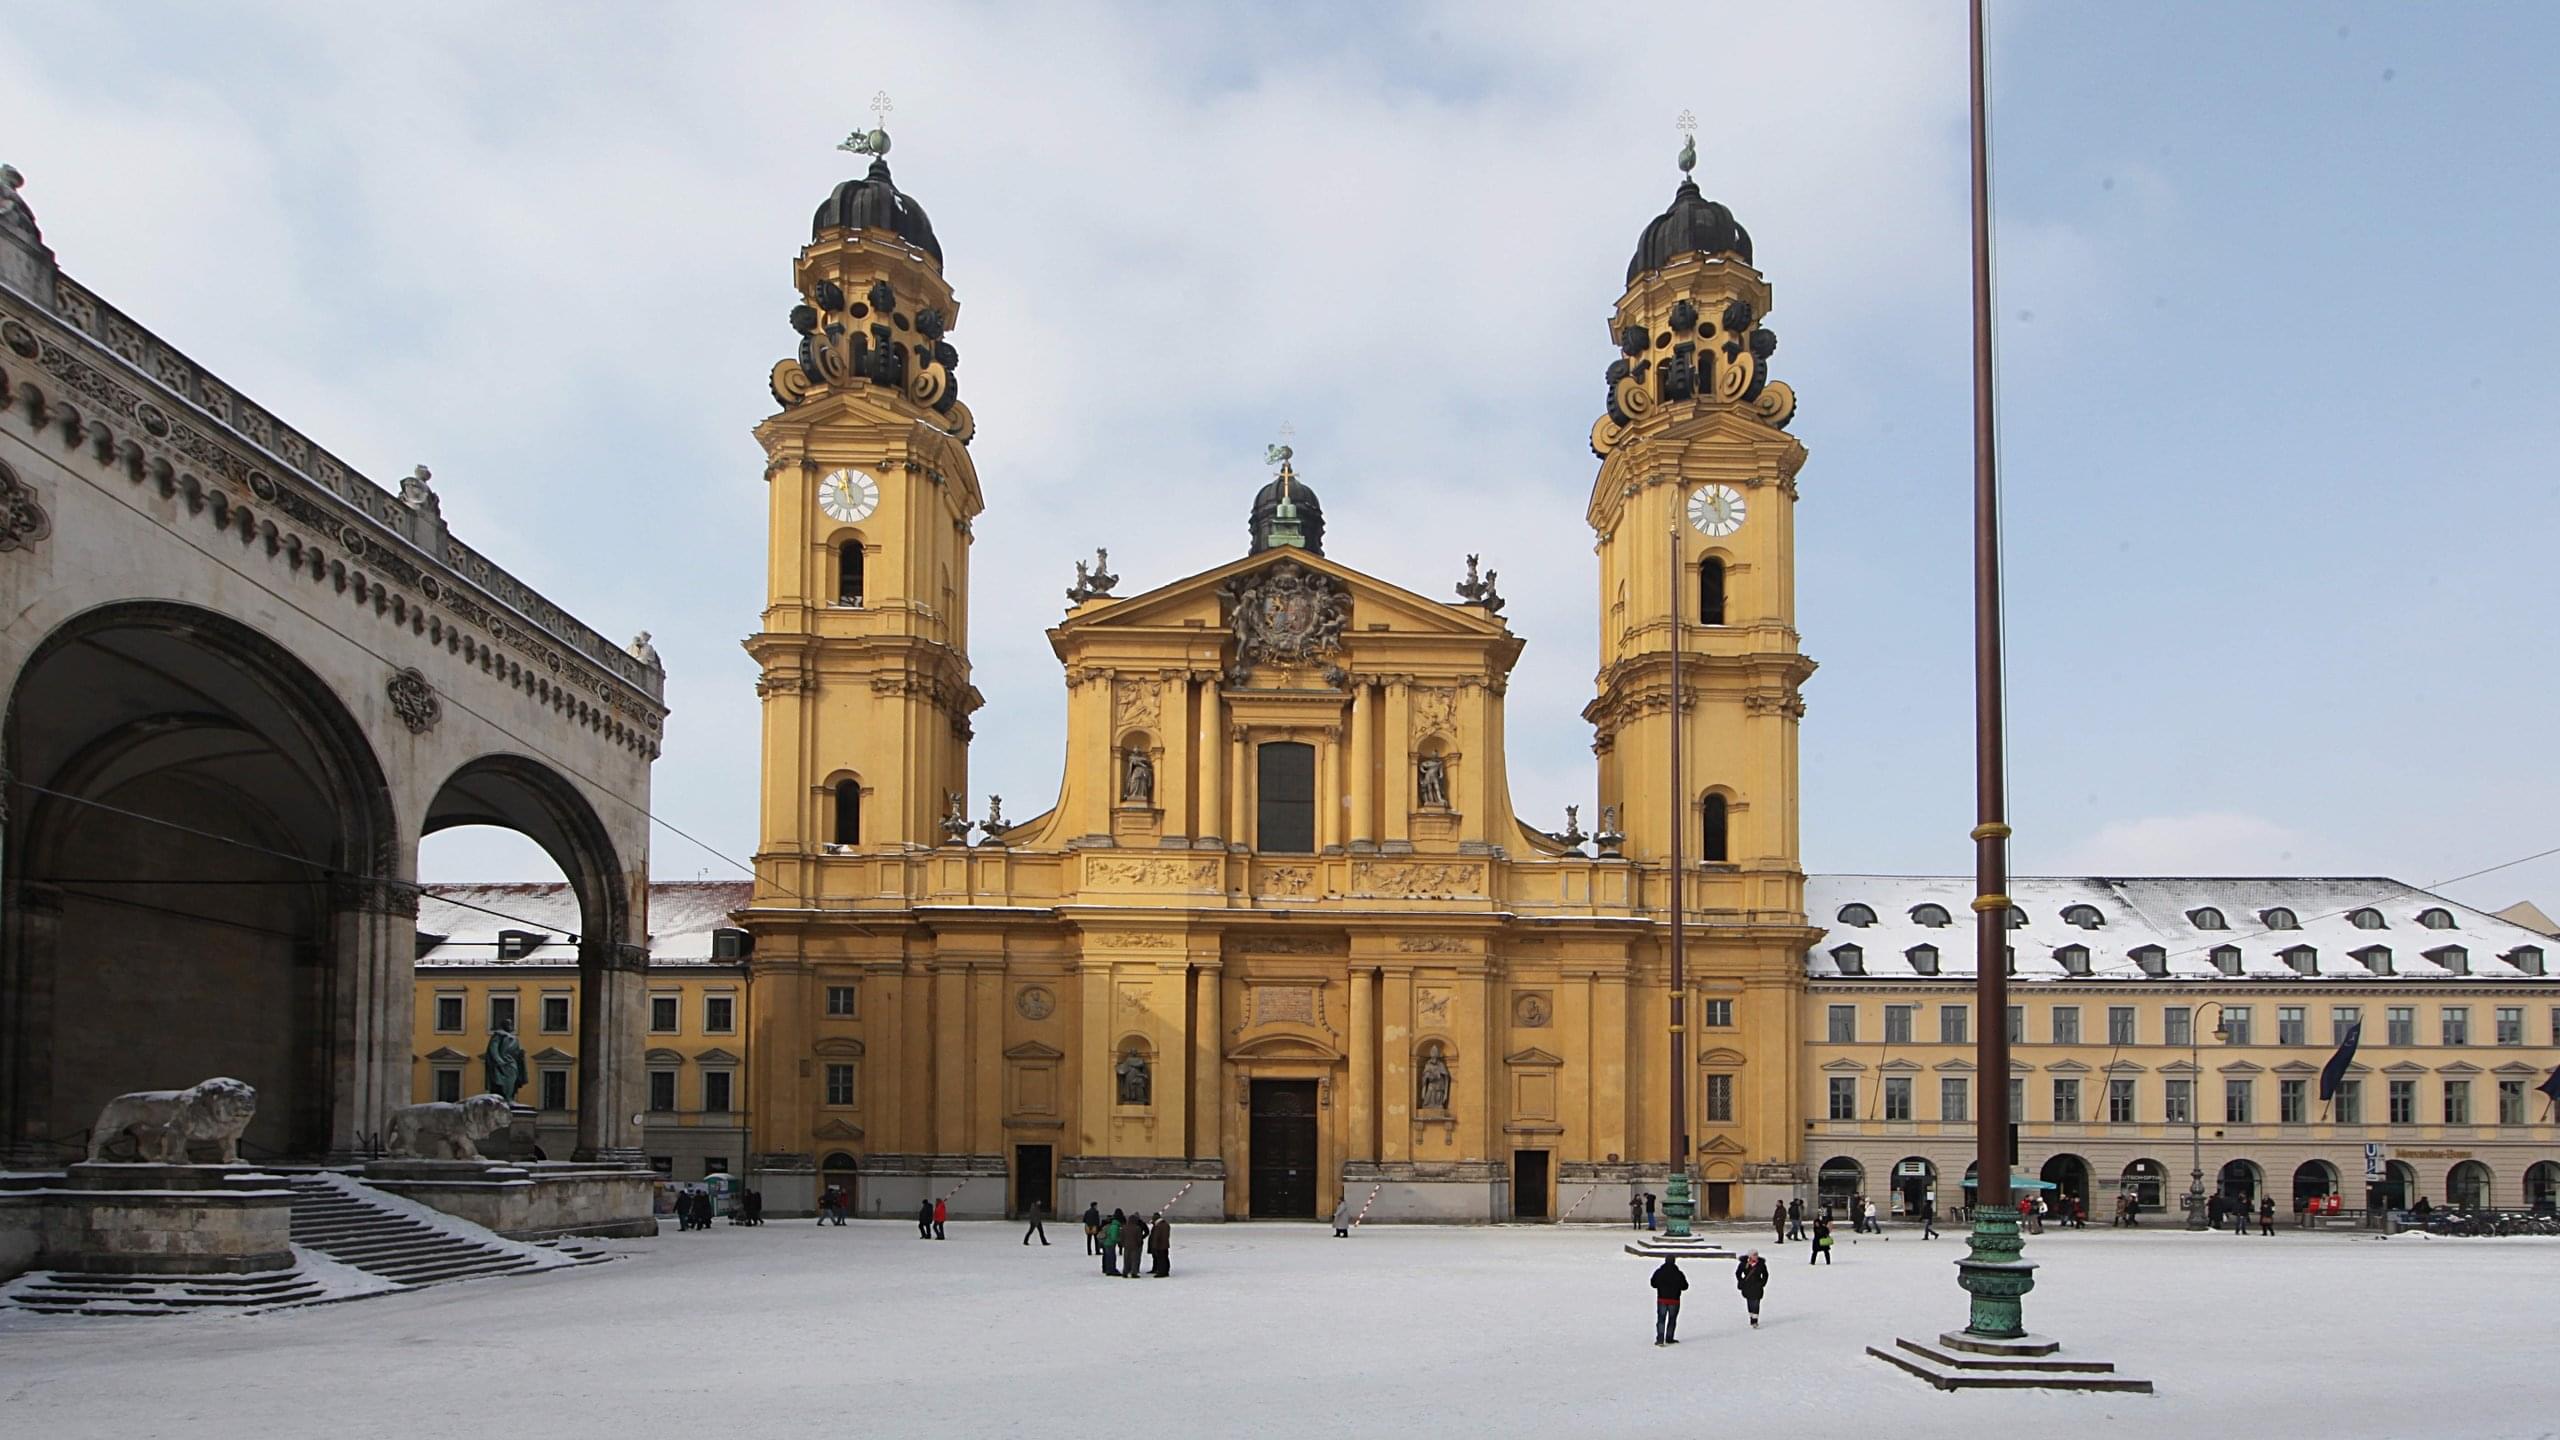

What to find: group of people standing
left=1081, top=1203, right=1173, bottom=1277
left=1766, top=1198, right=1834, bottom=1260
left=916, top=1197, right=948, bottom=1239
left=1648, top=1252, right=1772, bottom=1345
left=671, top=1187, right=719, bottom=1230
left=2205, top=1192, right=2278, bottom=1235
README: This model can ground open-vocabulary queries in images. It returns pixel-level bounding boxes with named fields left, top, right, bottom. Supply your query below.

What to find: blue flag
left=2538, top=1064, right=2560, bottom=1104
left=2318, top=1022, right=2360, bottom=1102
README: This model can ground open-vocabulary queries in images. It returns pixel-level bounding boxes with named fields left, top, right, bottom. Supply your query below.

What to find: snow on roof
left=415, top=881, right=752, bottom=969
left=1804, top=875, right=2554, bottom=985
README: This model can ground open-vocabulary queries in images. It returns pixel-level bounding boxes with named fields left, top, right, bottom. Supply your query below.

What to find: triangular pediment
left=2160, top=1059, right=2200, bottom=1075
left=2046, top=1059, right=2091, bottom=1073
left=2382, top=1061, right=2428, bottom=1074
left=530, top=1047, right=576, bottom=1065
left=1698, top=1134, right=1746, bottom=1156
left=1506, top=1047, right=1565, bottom=1067
left=1060, top=547, right=1516, bottom=643
left=1879, top=1059, right=1922, bottom=1073
left=2272, top=1061, right=2319, bottom=1076
left=1004, top=1041, right=1064, bottom=1061
left=424, top=1047, right=470, bottom=1064
left=813, top=1118, right=865, bottom=1141
left=2217, top=1061, right=2264, bottom=1074
left=2436, top=1060, right=2481, bottom=1075
left=2492, top=1061, right=2541, bottom=1076
left=1933, top=1058, right=1976, bottom=1072
left=2103, top=1060, right=2147, bottom=1074
left=697, top=1048, right=741, bottom=1066
left=1821, top=1058, right=1867, bottom=1073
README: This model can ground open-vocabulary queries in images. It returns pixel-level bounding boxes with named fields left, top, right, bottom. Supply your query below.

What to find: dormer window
left=2132, top=944, right=2168, bottom=978
left=2189, top=907, right=2228, bottom=930
left=2061, top=904, right=2106, bottom=930
left=711, top=928, right=754, bottom=960
left=2261, top=908, right=2299, bottom=930
left=1831, top=944, right=1865, bottom=977
left=2056, top=944, right=2091, bottom=977
left=2006, top=907, right=2030, bottom=929
left=1911, top=904, right=1953, bottom=928
left=2417, top=907, right=2456, bottom=930
left=2282, top=945, right=2318, bottom=977
left=1836, top=903, right=1877, bottom=928
left=2507, top=946, right=2545, bottom=976
left=2212, top=946, right=2243, bottom=976
left=2429, top=945, right=2469, bottom=976
left=496, top=929, right=549, bottom=961
left=2348, top=908, right=2387, bottom=930
left=1906, top=944, right=1940, bottom=976
left=2004, top=946, right=2017, bottom=976
left=2356, top=946, right=2392, bottom=977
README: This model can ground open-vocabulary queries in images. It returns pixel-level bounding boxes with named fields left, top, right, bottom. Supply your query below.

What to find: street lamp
left=2183, top=1000, right=2232, bottom=1230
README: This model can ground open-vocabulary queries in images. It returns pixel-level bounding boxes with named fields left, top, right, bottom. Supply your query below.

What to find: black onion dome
left=813, top=157, right=944, bottom=264
left=1249, top=475, right=1326, bottom=555
left=1626, top=177, right=1751, bottom=284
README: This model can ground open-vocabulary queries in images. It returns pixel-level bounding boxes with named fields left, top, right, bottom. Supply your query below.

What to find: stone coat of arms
left=1220, top=560, right=1350, bottom=684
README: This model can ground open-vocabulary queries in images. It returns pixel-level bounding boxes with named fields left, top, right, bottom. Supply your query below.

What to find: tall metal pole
left=1954, top=0, right=2035, bottom=1339
left=1663, top=521, right=1693, bottom=1237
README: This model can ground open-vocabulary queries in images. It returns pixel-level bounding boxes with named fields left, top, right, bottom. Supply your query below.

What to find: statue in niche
left=1116, top=1049, right=1152, bottom=1106
left=483, top=1025, right=527, bottom=1101
left=1122, top=749, right=1154, bottom=805
left=1416, top=754, right=1449, bottom=809
left=1418, top=1048, right=1452, bottom=1111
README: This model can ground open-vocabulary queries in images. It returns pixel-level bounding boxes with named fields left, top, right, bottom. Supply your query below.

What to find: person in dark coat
left=1919, top=1197, right=1939, bottom=1240
left=2258, top=1195, right=2275, bottom=1236
left=1082, top=1202, right=1104, bottom=1255
left=1770, top=1202, right=1787, bottom=1246
left=1629, top=1193, right=1645, bottom=1230
left=1101, top=1211, right=1122, bottom=1275
left=1734, top=1251, right=1770, bottom=1327
left=1787, top=1197, right=1805, bottom=1240
left=1147, top=1212, right=1172, bottom=1277
left=932, top=1196, right=948, bottom=1239
left=917, top=1198, right=934, bottom=1239
left=1644, top=1192, right=1658, bottom=1232
left=1810, top=1216, right=1834, bottom=1264
left=1023, top=1198, right=1049, bottom=1246
left=1121, top=1211, right=1146, bottom=1278
left=1649, top=1256, right=1689, bottom=1345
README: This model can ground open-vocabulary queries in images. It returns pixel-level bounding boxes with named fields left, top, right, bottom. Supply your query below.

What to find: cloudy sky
left=8, top=2, right=2555, bottom=912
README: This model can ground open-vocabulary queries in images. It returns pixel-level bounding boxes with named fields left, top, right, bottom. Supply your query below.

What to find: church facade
left=733, top=148, right=1817, bottom=1222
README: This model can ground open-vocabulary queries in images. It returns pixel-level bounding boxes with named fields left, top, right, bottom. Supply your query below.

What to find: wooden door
left=1513, top=1150, right=1550, bottom=1219
left=1248, top=1080, right=1319, bottom=1217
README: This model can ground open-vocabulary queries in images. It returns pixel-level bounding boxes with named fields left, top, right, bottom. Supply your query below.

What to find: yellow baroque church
left=731, top=142, right=1817, bottom=1224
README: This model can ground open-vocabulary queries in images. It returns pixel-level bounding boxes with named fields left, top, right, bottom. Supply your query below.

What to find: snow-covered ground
left=3, top=1220, right=2554, bottom=1438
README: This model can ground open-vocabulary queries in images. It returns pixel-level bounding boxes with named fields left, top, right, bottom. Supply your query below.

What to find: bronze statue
left=483, top=1025, right=527, bottom=1101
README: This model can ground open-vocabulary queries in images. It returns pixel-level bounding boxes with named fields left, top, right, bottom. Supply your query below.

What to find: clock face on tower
left=1687, top=483, right=1746, bottom=537
left=817, top=468, right=880, bottom=524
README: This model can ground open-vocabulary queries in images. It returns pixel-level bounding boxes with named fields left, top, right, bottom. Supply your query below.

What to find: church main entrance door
left=1248, top=1079, right=1319, bottom=1218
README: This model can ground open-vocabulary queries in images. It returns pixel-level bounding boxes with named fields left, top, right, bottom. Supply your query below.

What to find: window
left=434, top=994, right=464, bottom=1033
left=2221, top=1008, right=2252, bottom=1046
left=2552, top=1006, right=2560, bottom=1045
left=2057, top=945, right=2091, bottom=977
left=1826, top=1005, right=1857, bottom=1044
left=2108, top=1007, right=2136, bottom=1046
left=1883, top=1076, right=1912, bottom=1122
left=1884, top=1006, right=1914, bottom=1045
left=1827, top=1076, right=1857, bottom=1121
left=540, top=994, right=572, bottom=1034
left=2108, top=1078, right=2136, bottom=1124
left=2331, top=1006, right=2361, bottom=1046
left=1703, top=999, right=1735, bottom=1027
left=2063, top=904, right=2106, bottom=929
left=2007, top=1006, right=2025, bottom=1044
left=2496, top=1007, right=2523, bottom=1045
left=2387, top=1007, right=2415, bottom=1046
left=1706, top=1073, right=1736, bottom=1123
left=2133, top=945, right=2167, bottom=978
left=2213, top=946, right=2243, bottom=976
left=2052, top=1007, right=2081, bottom=1044
left=2349, top=908, right=2387, bottom=930
left=648, top=1070, right=678, bottom=1113
left=2052, top=1078, right=2081, bottom=1123
left=2388, top=1080, right=2415, bottom=1125
left=650, top=995, right=679, bottom=1033
left=826, top=985, right=857, bottom=1018
left=1912, top=904, right=1952, bottom=928
left=705, top=995, right=736, bottom=1034
left=2283, top=946, right=2317, bottom=977
left=1699, top=556, right=1727, bottom=625
left=2279, top=1078, right=2307, bottom=1124
left=2431, top=946, right=2469, bottom=976
left=1257, top=742, right=1316, bottom=853
left=825, top=1063, right=857, bottom=1107
left=488, top=995, right=518, bottom=1036
left=1907, top=944, right=1939, bottom=976
left=833, top=779, right=861, bottom=847
left=2189, top=907, right=2227, bottom=930
left=712, top=928, right=752, bottom=960
left=1836, top=903, right=1877, bottom=927
left=539, top=1069, right=569, bottom=1112
left=1940, top=1076, right=1970, bottom=1122
left=703, top=1071, right=734, bottom=1114
left=1940, top=1005, right=1969, bottom=1045
left=496, top=930, right=546, bottom=960
left=2498, top=1079, right=2526, bottom=1126
left=2441, top=1007, right=2469, bottom=1046
left=1831, top=945, right=1865, bottom=976
left=2336, top=1079, right=2361, bottom=1123
left=2510, top=946, right=2546, bottom=977
left=1700, top=793, right=1729, bottom=863
left=2443, top=1079, right=2470, bottom=1125
left=2008, top=1076, right=2025, bottom=1121
left=2262, top=907, right=2299, bottom=930
left=2164, top=1079, right=2193, bottom=1124
left=2278, top=1007, right=2307, bottom=1046
left=2164, top=1007, right=2193, bottom=1048
left=433, top=1068, right=463, bottom=1104
left=2360, top=947, right=2393, bottom=977
left=837, top=540, right=864, bottom=605
left=2224, top=1079, right=2252, bottom=1124
left=2006, top=906, right=2030, bottom=929
left=2417, top=907, right=2456, bottom=930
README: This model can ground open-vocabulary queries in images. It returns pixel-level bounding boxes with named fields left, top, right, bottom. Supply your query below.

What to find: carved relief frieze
left=1252, top=985, right=1319, bottom=1027
left=1231, top=935, right=1346, bottom=956
left=1110, top=678, right=1161, bottom=738
left=1397, top=935, right=1470, bottom=954
left=1411, top=685, right=1457, bottom=740
left=1085, top=856, right=1221, bottom=888
left=1352, top=861, right=1482, bottom=901
left=1086, top=931, right=1177, bottom=950
left=1254, top=864, right=1315, bottom=899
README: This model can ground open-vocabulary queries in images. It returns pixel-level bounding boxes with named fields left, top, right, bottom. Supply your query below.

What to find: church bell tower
left=746, top=121, right=983, bottom=893
left=1584, top=140, right=1814, bottom=884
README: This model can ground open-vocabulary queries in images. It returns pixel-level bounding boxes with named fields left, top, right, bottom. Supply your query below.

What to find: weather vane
left=840, top=91, right=895, bottom=158
left=1265, top=420, right=1294, bottom=468
left=1676, top=109, right=1697, bottom=176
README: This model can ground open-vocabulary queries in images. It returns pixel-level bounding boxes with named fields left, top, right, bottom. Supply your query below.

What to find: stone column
left=1227, top=725, right=1249, bottom=851
left=576, top=939, right=651, bottom=1163
left=1348, top=683, right=1376, bottom=852
left=325, top=876, right=416, bottom=1162
left=1190, top=962, right=1222, bottom=1160
left=1347, top=967, right=1377, bottom=1163
left=1317, top=723, right=1342, bottom=853
left=0, top=882, right=64, bottom=1167
left=1195, top=679, right=1225, bottom=848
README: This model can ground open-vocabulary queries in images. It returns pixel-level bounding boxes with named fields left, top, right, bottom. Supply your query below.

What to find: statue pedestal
left=40, top=1163, right=295, bottom=1275
left=358, top=1160, right=655, bottom=1241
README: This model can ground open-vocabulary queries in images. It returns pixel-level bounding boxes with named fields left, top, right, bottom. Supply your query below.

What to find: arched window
left=832, top=779, right=860, bottom=846
left=2062, top=904, right=2106, bottom=930
left=1911, top=904, right=1953, bottom=928
left=1700, top=792, right=1729, bottom=862
left=2417, top=907, right=2456, bottom=930
left=837, top=540, right=865, bottom=606
left=2261, top=907, right=2299, bottom=930
left=1699, top=557, right=1727, bottom=625
left=1836, top=903, right=1877, bottom=927
left=1256, top=742, right=1316, bottom=854
left=2006, top=906, right=2030, bottom=929
left=2349, top=908, right=2387, bottom=930
left=2189, top=907, right=2227, bottom=930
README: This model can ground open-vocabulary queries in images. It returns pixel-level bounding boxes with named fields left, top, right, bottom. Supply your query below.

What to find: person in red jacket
left=932, top=1196, right=948, bottom=1239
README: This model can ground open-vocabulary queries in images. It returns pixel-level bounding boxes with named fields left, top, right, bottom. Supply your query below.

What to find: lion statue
left=385, top=1093, right=515, bottom=1160
left=87, top=1077, right=258, bottom=1165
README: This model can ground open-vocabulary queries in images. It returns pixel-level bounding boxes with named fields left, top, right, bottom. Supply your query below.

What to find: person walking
left=1810, top=1215, right=1834, bottom=1265
left=1022, top=1198, right=1049, bottom=1246
left=1787, top=1197, right=1805, bottom=1241
left=1082, top=1202, right=1103, bottom=1255
left=1645, top=1192, right=1658, bottom=1232
left=1101, top=1209, right=1123, bottom=1275
left=1121, top=1211, right=1146, bottom=1279
left=1770, top=1202, right=1787, bottom=1247
left=932, top=1196, right=949, bottom=1240
left=1920, top=1197, right=1939, bottom=1240
left=1734, top=1251, right=1770, bottom=1328
left=1649, top=1256, right=1689, bottom=1345
left=917, top=1197, right=934, bottom=1240
left=1148, top=1212, right=1172, bottom=1277
left=1630, top=1192, right=1645, bottom=1230
left=1863, top=1197, right=1880, bottom=1236
left=2258, top=1195, right=2275, bottom=1237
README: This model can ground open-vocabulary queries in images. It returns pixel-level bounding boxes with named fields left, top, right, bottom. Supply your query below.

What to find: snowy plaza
left=3, top=1220, right=2555, bottom=1438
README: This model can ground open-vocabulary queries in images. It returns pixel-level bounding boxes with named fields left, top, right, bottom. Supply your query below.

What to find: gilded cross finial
left=840, top=91, right=895, bottom=159
left=1676, top=109, right=1698, bottom=176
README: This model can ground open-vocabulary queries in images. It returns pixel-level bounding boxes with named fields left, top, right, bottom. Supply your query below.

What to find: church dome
left=813, top=157, right=944, bottom=265
left=1249, top=473, right=1326, bottom=556
left=1626, top=177, right=1751, bottom=284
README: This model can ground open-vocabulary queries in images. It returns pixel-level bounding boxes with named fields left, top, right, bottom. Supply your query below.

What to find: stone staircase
left=4, top=1269, right=330, bottom=1317
left=282, top=1173, right=563, bottom=1287
left=1868, top=1332, right=2155, bottom=1393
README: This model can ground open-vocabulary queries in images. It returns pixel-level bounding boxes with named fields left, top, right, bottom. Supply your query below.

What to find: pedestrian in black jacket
left=1770, top=1202, right=1786, bottom=1246
left=1787, top=1197, right=1805, bottom=1240
left=916, top=1198, right=934, bottom=1240
left=1121, top=1211, right=1146, bottom=1279
left=1650, top=1257, right=1689, bottom=1345
left=1082, top=1202, right=1104, bottom=1255
left=1735, top=1251, right=1770, bottom=1327
left=1810, top=1216, right=1834, bottom=1264
left=1022, top=1198, right=1048, bottom=1246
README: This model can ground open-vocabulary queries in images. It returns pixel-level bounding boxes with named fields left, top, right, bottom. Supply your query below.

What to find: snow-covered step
left=281, top=1173, right=576, bottom=1290
left=1867, top=1333, right=2155, bottom=1393
left=4, top=1269, right=329, bottom=1317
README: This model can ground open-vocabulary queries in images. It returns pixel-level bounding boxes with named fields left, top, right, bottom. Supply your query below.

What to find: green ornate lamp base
left=1662, top=1169, right=1694, bottom=1239
left=1954, top=1207, right=2037, bottom=1338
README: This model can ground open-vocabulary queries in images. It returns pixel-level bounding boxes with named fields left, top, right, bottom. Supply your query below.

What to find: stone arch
left=2446, top=1159, right=2493, bottom=1210
left=1817, top=1155, right=1862, bottom=1211
left=2291, top=1158, right=2340, bottom=1209
left=3, top=599, right=398, bottom=1163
